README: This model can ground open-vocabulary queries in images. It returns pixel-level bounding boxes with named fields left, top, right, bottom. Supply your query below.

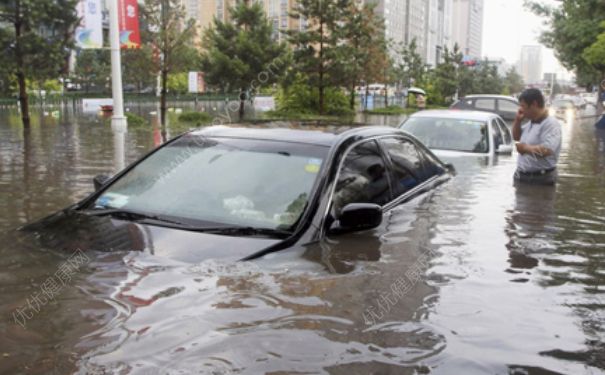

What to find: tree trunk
left=365, top=84, right=370, bottom=110
left=160, top=68, right=168, bottom=125
left=17, top=71, right=30, bottom=128
left=318, top=19, right=324, bottom=115
left=14, top=2, right=30, bottom=129
left=597, top=73, right=604, bottom=115
left=349, top=83, right=355, bottom=110
left=239, top=88, right=245, bottom=120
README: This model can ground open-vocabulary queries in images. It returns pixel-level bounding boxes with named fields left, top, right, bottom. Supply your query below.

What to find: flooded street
left=0, top=104, right=604, bottom=374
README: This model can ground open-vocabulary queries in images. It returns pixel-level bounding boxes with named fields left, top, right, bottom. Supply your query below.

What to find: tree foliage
left=74, top=50, right=110, bottom=93
left=287, top=0, right=351, bottom=114
left=200, top=1, right=287, bottom=118
left=394, top=38, right=426, bottom=88
left=525, top=0, right=605, bottom=110
left=341, top=2, right=386, bottom=109
left=143, top=0, right=198, bottom=123
left=0, top=0, right=79, bottom=127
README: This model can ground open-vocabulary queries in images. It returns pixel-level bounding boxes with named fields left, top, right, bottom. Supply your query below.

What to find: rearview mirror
left=93, top=174, right=111, bottom=191
left=330, top=203, right=382, bottom=234
left=496, top=144, right=513, bottom=154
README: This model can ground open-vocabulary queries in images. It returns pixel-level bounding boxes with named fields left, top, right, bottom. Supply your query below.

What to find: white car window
left=475, top=99, right=496, bottom=110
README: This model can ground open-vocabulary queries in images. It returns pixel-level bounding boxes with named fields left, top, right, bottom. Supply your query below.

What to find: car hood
left=21, top=210, right=282, bottom=263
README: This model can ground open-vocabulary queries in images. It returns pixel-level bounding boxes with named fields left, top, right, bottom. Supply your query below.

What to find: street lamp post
left=108, top=0, right=127, bottom=129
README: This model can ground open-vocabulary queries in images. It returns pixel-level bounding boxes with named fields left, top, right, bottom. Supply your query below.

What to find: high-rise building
left=425, top=0, right=453, bottom=67
left=451, top=0, right=483, bottom=58
left=518, top=45, right=543, bottom=85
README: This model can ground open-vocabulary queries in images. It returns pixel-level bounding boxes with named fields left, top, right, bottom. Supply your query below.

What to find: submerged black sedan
left=22, top=124, right=453, bottom=262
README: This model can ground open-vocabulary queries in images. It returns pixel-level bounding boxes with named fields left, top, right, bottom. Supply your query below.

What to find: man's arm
left=512, top=108, right=524, bottom=141
left=515, top=143, right=553, bottom=156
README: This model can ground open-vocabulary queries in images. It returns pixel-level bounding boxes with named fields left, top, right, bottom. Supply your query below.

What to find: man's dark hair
left=518, top=88, right=545, bottom=108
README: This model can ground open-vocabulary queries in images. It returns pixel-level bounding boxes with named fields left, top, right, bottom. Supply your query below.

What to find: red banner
left=118, top=0, right=141, bottom=49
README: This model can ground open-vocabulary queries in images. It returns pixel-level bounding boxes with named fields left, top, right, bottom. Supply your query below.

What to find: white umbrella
left=408, top=87, right=426, bottom=96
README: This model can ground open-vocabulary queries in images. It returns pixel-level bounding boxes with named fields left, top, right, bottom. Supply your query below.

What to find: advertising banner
left=118, top=0, right=141, bottom=49
left=188, top=72, right=206, bottom=93
left=75, top=0, right=103, bottom=49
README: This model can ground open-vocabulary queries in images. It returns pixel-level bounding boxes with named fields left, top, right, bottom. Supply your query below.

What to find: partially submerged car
left=549, top=99, right=576, bottom=120
left=399, top=110, right=514, bottom=157
left=22, top=125, right=453, bottom=262
left=450, top=94, right=520, bottom=121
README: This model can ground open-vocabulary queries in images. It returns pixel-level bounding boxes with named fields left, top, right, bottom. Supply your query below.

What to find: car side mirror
left=496, top=144, right=513, bottom=154
left=444, top=162, right=455, bottom=173
left=93, top=174, right=111, bottom=191
left=330, top=203, right=382, bottom=234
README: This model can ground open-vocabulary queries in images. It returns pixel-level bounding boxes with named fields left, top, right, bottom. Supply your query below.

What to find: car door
left=329, top=139, right=393, bottom=219
left=495, top=117, right=513, bottom=147
left=489, top=119, right=504, bottom=153
left=309, top=139, right=393, bottom=273
left=496, top=98, right=519, bottom=121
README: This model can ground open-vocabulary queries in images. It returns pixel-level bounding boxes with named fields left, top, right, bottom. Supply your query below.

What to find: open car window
left=331, top=140, right=392, bottom=217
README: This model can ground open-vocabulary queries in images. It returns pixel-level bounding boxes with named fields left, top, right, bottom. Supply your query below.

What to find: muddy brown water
left=0, top=104, right=603, bottom=374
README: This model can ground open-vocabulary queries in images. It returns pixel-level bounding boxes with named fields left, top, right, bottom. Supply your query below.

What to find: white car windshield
left=93, top=135, right=328, bottom=230
left=402, top=117, right=489, bottom=153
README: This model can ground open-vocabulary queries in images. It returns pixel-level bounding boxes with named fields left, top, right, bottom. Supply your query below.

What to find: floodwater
left=0, top=103, right=604, bottom=374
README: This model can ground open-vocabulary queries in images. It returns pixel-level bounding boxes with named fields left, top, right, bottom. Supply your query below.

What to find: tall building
left=183, top=0, right=452, bottom=67
left=183, top=0, right=301, bottom=43
left=425, top=0, right=453, bottom=67
left=451, top=0, right=483, bottom=58
left=518, top=45, right=543, bottom=85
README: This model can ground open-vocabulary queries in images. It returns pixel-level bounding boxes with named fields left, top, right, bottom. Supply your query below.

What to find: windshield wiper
left=192, top=226, right=292, bottom=238
left=82, top=208, right=190, bottom=227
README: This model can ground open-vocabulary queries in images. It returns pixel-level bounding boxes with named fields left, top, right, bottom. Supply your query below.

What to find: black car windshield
left=402, top=117, right=489, bottom=153
left=92, top=134, right=328, bottom=230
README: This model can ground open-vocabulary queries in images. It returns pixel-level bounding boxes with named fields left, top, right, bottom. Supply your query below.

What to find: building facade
left=183, top=0, right=453, bottom=66
left=518, top=45, right=543, bottom=85
left=451, top=0, right=483, bottom=58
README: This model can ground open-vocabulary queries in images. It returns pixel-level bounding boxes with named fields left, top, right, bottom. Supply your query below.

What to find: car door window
left=498, top=99, right=518, bottom=114
left=496, top=118, right=512, bottom=144
left=490, top=120, right=503, bottom=150
left=380, top=137, right=429, bottom=198
left=332, top=140, right=392, bottom=216
left=475, top=99, right=496, bottom=110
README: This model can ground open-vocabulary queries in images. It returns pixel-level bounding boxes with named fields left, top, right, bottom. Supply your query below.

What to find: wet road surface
left=0, top=104, right=603, bottom=374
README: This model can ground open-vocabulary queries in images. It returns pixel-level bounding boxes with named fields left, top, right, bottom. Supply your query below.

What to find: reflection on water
left=0, top=105, right=604, bottom=374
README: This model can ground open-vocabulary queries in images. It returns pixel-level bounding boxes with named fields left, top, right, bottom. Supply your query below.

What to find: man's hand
left=514, top=108, right=525, bottom=124
left=512, top=108, right=525, bottom=141
left=516, top=142, right=552, bottom=157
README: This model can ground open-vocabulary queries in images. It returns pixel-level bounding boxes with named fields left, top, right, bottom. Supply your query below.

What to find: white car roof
left=462, top=95, right=519, bottom=101
left=409, top=109, right=498, bottom=122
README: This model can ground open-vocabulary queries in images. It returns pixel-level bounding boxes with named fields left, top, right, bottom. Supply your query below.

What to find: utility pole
left=108, top=0, right=127, bottom=129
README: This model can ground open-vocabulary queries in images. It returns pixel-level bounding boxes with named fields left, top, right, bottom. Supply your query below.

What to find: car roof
left=408, top=109, right=497, bottom=122
left=461, top=94, right=519, bottom=101
left=188, top=123, right=405, bottom=147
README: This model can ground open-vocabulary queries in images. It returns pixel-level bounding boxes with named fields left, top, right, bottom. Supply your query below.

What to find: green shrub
left=126, top=112, right=147, bottom=126
left=178, top=111, right=213, bottom=124
left=275, top=74, right=353, bottom=117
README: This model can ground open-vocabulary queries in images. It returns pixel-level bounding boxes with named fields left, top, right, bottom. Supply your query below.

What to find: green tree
left=395, top=38, right=425, bottom=90
left=287, top=0, right=351, bottom=114
left=525, top=0, right=605, bottom=112
left=143, top=0, right=197, bottom=124
left=122, top=46, right=157, bottom=93
left=472, top=59, right=504, bottom=95
left=341, top=2, right=385, bottom=109
left=201, top=1, right=287, bottom=119
left=73, top=49, right=111, bottom=93
left=503, top=67, right=524, bottom=95
left=432, top=44, right=463, bottom=103
left=582, top=21, right=605, bottom=112
left=0, top=0, right=79, bottom=128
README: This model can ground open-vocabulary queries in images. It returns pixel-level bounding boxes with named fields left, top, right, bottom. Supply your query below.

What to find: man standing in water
left=512, top=88, right=562, bottom=185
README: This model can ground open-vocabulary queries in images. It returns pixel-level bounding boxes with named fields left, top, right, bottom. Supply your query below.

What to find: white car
left=580, top=92, right=598, bottom=106
left=399, top=110, right=513, bottom=157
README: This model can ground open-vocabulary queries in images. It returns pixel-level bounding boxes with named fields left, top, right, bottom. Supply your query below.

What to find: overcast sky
left=482, top=0, right=573, bottom=80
